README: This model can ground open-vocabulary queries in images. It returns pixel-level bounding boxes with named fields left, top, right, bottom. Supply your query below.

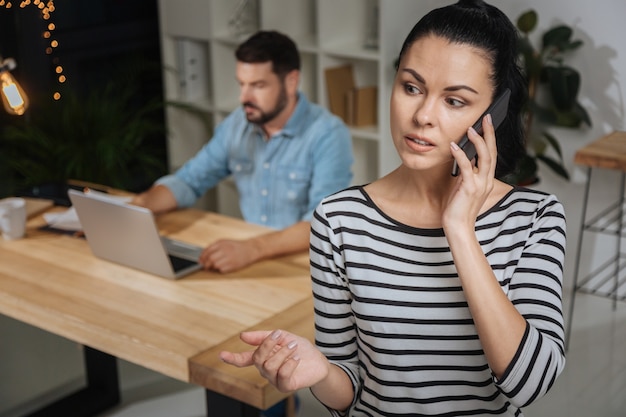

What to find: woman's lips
left=405, top=135, right=435, bottom=151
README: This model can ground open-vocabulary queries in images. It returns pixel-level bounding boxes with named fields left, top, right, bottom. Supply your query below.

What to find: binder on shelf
left=176, top=38, right=209, bottom=102
left=351, top=86, right=377, bottom=127
left=324, top=65, right=355, bottom=123
left=325, top=64, right=377, bottom=127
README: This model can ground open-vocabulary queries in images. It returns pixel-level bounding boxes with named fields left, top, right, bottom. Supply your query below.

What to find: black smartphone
left=451, top=88, right=511, bottom=176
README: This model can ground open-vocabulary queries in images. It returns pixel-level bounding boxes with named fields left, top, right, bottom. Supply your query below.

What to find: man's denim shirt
left=157, top=93, right=354, bottom=229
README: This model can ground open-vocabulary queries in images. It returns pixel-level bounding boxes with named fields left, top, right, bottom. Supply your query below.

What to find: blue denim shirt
left=157, top=93, right=353, bottom=229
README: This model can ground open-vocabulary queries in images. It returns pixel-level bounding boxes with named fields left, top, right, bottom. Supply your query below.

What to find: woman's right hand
left=219, top=329, right=330, bottom=393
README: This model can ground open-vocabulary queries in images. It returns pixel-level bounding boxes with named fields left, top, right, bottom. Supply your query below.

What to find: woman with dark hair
left=220, top=1, right=566, bottom=415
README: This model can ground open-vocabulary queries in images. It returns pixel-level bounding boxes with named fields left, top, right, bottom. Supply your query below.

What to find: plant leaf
left=542, top=131, right=564, bottom=159
left=545, top=65, right=580, bottom=110
left=554, top=109, right=583, bottom=127
left=573, top=102, right=593, bottom=127
left=0, top=59, right=168, bottom=193
left=536, top=154, right=570, bottom=180
left=542, top=25, right=573, bottom=50
left=517, top=10, right=538, bottom=34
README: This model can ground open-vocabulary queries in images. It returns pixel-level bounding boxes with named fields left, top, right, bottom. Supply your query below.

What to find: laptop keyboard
left=168, top=254, right=199, bottom=272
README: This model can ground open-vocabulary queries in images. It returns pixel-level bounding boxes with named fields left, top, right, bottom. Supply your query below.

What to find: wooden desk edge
left=574, top=131, right=626, bottom=171
left=188, top=297, right=315, bottom=410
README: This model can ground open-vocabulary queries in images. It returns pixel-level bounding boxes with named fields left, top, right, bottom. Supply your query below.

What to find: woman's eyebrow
left=401, top=68, right=425, bottom=84
left=401, top=68, right=479, bottom=95
left=444, top=85, right=479, bottom=94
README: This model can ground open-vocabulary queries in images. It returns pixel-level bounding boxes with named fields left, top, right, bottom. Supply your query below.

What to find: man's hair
left=235, top=30, right=301, bottom=79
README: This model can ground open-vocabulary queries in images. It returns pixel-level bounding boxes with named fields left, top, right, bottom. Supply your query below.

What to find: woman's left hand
left=219, top=329, right=330, bottom=393
left=444, top=114, right=497, bottom=230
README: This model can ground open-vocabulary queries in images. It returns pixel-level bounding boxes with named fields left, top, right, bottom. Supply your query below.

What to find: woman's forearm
left=310, top=363, right=355, bottom=412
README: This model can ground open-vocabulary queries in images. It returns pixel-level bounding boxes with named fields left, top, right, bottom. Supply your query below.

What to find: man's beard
left=243, top=86, right=288, bottom=125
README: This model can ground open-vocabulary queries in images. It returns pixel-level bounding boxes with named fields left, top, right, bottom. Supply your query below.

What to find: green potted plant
left=504, top=9, right=592, bottom=185
left=0, top=60, right=168, bottom=197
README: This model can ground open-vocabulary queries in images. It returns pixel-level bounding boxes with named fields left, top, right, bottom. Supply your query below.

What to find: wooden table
left=565, top=131, right=626, bottom=350
left=0, top=204, right=313, bottom=416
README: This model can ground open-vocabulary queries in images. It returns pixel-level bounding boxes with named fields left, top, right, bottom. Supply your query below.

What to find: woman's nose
left=413, top=98, right=435, bottom=126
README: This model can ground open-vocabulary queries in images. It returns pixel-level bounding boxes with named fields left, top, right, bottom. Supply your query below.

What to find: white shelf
left=157, top=0, right=431, bottom=210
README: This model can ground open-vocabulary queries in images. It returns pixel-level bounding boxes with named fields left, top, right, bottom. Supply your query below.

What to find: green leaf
left=545, top=65, right=580, bottom=110
left=542, top=131, right=564, bottom=159
left=563, top=40, right=584, bottom=52
left=518, top=38, right=542, bottom=80
left=573, top=102, right=593, bottom=127
left=517, top=10, right=538, bottom=34
left=0, top=59, right=168, bottom=193
left=531, top=102, right=559, bottom=125
left=542, top=25, right=573, bottom=50
left=501, top=153, right=538, bottom=185
left=531, top=133, right=548, bottom=155
left=554, top=109, right=584, bottom=127
left=536, top=154, right=570, bottom=180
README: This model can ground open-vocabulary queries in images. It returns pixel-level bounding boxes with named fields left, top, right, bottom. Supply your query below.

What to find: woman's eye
left=404, top=83, right=421, bottom=95
left=446, top=97, right=465, bottom=107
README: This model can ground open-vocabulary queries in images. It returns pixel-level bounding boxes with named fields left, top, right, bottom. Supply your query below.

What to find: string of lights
left=1, top=0, right=64, bottom=101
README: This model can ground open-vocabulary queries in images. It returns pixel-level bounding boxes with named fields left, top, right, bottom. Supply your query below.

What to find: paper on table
left=43, top=207, right=82, bottom=231
left=43, top=192, right=133, bottom=231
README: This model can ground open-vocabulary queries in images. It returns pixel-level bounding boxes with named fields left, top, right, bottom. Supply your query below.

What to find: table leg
left=24, top=346, right=120, bottom=417
left=205, top=390, right=259, bottom=417
left=564, top=166, right=592, bottom=351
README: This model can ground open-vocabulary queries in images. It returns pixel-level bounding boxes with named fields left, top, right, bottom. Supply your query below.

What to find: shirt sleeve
left=495, top=194, right=567, bottom=407
left=302, top=116, right=353, bottom=222
left=310, top=202, right=360, bottom=415
left=155, top=114, right=236, bottom=207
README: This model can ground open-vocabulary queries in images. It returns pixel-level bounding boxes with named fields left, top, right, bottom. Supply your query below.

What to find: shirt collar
left=282, top=92, right=310, bottom=137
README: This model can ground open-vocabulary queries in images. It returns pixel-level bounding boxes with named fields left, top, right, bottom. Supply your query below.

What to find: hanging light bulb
left=0, top=57, right=29, bottom=116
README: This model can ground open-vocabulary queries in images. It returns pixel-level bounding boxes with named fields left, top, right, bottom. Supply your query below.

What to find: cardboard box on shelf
left=325, top=64, right=377, bottom=127
left=324, top=64, right=355, bottom=124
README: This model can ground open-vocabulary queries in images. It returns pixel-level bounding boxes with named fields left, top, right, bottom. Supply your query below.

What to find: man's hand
left=199, top=238, right=262, bottom=273
left=199, top=221, right=310, bottom=273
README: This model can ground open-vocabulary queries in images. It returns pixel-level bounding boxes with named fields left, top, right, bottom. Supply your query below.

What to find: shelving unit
left=156, top=0, right=442, bottom=215
left=565, top=131, right=626, bottom=349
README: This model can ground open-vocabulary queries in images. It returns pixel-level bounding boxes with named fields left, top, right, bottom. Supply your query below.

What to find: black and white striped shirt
left=310, top=185, right=566, bottom=416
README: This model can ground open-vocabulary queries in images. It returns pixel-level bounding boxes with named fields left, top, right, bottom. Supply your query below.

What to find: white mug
left=0, top=197, right=27, bottom=240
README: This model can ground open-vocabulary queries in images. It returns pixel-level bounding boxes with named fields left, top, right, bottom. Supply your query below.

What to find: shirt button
left=261, top=215, right=267, bottom=223
left=261, top=189, right=268, bottom=196
left=289, top=172, right=297, bottom=180
left=263, top=162, right=270, bottom=169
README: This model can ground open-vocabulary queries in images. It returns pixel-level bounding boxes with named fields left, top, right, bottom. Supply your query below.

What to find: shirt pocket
left=229, top=159, right=253, bottom=178
left=276, top=165, right=312, bottom=204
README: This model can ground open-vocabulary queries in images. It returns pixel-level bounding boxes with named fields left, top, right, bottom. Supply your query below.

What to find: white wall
left=493, top=0, right=626, bottom=301
left=1, top=1, right=624, bottom=415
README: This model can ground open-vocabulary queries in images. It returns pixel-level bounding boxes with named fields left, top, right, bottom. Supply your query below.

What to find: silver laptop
left=68, top=189, right=203, bottom=279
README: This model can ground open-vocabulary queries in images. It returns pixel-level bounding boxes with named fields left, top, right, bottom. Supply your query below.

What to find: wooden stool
left=565, top=131, right=626, bottom=350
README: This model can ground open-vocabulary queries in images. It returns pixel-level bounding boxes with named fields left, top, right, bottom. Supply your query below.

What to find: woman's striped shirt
left=310, top=185, right=566, bottom=416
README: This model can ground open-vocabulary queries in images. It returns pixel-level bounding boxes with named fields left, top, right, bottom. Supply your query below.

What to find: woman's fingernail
left=450, top=141, right=460, bottom=151
left=287, top=341, right=297, bottom=349
left=486, top=113, right=493, bottom=125
left=271, top=330, right=282, bottom=340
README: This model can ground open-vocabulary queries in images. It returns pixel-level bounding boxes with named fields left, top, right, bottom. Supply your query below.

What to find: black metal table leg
left=24, top=346, right=120, bottom=417
left=565, top=166, right=592, bottom=351
left=205, top=390, right=260, bottom=417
